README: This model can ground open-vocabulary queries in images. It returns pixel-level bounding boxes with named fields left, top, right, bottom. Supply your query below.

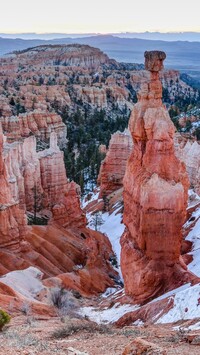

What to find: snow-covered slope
left=80, top=281, right=200, bottom=326
left=185, top=195, right=200, bottom=276
left=87, top=205, right=124, bottom=277
left=82, top=189, right=200, bottom=327
left=83, top=190, right=125, bottom=278
left=156, top=283, right=200, bottom=324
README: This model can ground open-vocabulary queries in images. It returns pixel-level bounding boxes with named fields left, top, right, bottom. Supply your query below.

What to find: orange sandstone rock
left=0, top=124, right=27, bottom=249
left=175, top=134, right=200, bottom=195
left=0, top=110, right=67, bottom=148
left=98, top=129, right=133, bottom=197
left=123, top=337, right=166, bottom=355
left=3, top=132, right=70, bottom=215
left=121, top=51, right=194, bottom=304
left=51, top=181, right=86, bottom=229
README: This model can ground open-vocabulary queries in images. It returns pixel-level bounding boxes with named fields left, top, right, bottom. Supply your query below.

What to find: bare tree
left=90, top=212, right=104, bottom=231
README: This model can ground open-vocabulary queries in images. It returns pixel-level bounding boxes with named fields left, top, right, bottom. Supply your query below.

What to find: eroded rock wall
left=0, top=111, right=67, bottom=148
left=175, top=134, right=200, bottom=195
left=0, top=124, right=27, bottom=249
left=3, top=132, right=73, bottom=218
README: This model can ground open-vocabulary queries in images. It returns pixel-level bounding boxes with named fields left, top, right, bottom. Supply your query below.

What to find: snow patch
left=87, top=205, right=125, bottom=278
left=82, top=189, right=100, bottom=209
left=101, top=287, right=118, bottom=298
left=149, top=283, right=191, bottom=304
left=186, top=204, right=200, bottom=276
left=0, top=266, right=45, bottom=301
left=79, top=303, right=139, bottom=324
left=187, top=321, right=200, bottom=330
left=133, top=319, right=144, bottom=326
left=156, top=283, right=200, bottom=324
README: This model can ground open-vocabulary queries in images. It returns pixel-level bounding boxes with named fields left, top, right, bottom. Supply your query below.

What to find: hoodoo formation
left=0, top=122, right=117, bottom=300
left=98, top=129, right=133, bottom=197
left=121, top=51, right=195, bottom=303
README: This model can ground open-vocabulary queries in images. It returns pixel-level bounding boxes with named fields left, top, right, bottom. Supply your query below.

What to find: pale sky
left=2, top=0, right=200, bottom=34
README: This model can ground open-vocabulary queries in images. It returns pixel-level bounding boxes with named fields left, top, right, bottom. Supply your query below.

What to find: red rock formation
left=12, top=44, right=112, bottom=68
left=73, top=85, right=108, bottom=108
left=12, top=84, right=71, bottom=113
left=0, top=122, right=117, bottom=299
left=51, top=181, right=86, bottom=229
left=121, top=51, right=193, bottom=303
left=0, top=97, right=12, bottom=117
left=0, top=222, right=117, bottom=298
left=0, top=110, right=67, bottom=148
left=38, top=133, right=69, bottom=211
left=98, top=129, right=133, bottom=197
left=0, top=124, right=27, bottom=249
left=130, top=68, right=192, bottom=101
left=0, top=74, right=118, bottom=306
left=3, top=132, right=69, bottom=215
left=175, top=133, right=200, bottom=194
left=123, top=338, right=166, bottom=355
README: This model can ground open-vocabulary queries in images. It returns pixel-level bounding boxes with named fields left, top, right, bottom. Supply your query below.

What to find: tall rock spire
left=121, top=51, right=194, bottom=303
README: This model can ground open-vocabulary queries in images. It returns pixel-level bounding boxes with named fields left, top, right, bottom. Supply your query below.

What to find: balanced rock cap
left=144, top=50, right=166, bottom=72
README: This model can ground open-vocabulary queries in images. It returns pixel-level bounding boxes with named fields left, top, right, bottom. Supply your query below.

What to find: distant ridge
left=2, top=31, right=200, bottom=41
left=1, top=35, right=200, bottom=76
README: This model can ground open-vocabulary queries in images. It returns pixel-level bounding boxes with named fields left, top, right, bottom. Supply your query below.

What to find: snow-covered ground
left=156, top=283, right=200, bottom=324
left=87, top=205, right=125, bottom=278
left=80, top=281, right=200, bottom=326
left=185, top=192, right=200, bottom=276
left=81, top=188, right=200, bottom=326
left=83, top=190, right=125, bottom=278
left=82, top=189, right=100, bottom=209
left=79, top=303, right=139, bottom=324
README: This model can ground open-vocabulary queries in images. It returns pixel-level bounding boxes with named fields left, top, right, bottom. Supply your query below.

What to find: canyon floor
left=1, top=314, right=200, bottom=354
left=1, top=47, right=200, bottom=354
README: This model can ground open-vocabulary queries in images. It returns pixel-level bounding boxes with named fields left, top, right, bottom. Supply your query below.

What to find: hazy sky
left=2, top=0, right=200, bottom=34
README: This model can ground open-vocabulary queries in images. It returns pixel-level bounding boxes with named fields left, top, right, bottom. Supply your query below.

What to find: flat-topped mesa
left=121, top=51, right=196, bottom=304
left=10, top=44, right=112, bottom=69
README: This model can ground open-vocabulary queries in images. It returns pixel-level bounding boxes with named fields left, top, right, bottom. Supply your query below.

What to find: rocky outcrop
left=98, top=129, right=133, bottom=197
left=0, top=97, right=12, bottom=117
left=0, top=110, right=67, bottom=148
left=0, top=222, right=117, bottom=297
left=12, top=44, right=112, bottom=68
left=1, top=116, right=85, bottom=226
left=3, top=132, right=69, bottom=215
left=0, top=129, right=117, bottom=299
left=130, top=68, right=193, bottom=101
left=0, top=44, right=194, bottom=123
left=123, top=338, right=166, bottom=355
left=18, top=84, right=71, bottom=111
left=51, top=181, right=86, bottom=229
left=0, top=124, right=27, bottom=250
left=98, top=128, right=200, bottom=200
left=73, top=85, right=107, bottom=108
left=175, top=134, right=200, bottom=194
left=121, top=51, right=193, bottom=304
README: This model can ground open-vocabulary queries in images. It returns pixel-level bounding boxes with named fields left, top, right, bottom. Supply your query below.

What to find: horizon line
left=1, top=30, right=200, bottom=35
